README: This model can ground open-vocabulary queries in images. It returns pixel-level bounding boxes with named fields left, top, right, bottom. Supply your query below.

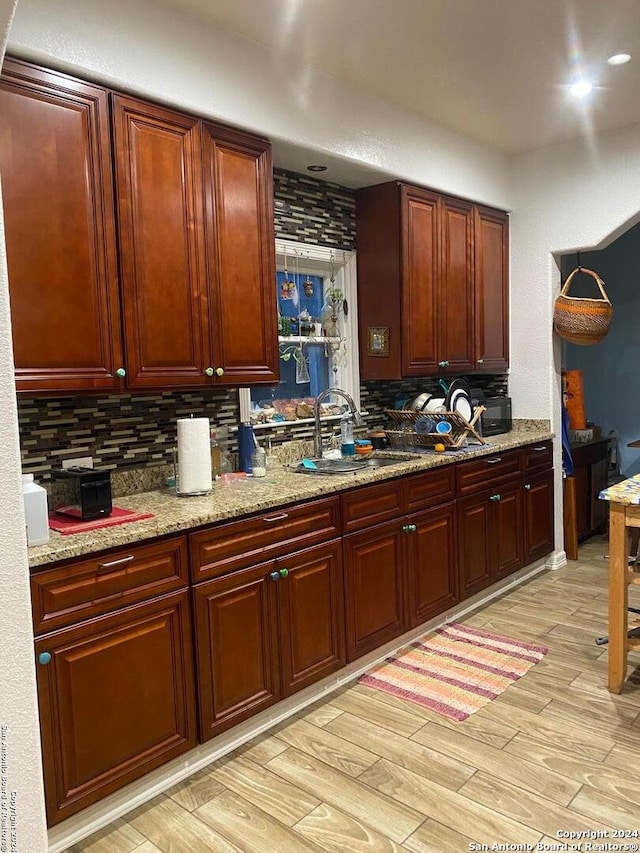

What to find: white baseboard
left=47, top=556, right=550, bottom=853
left=545, top=549, right=567, bottom=571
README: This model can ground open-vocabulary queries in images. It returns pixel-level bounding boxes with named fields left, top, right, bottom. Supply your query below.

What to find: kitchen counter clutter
left=29, top=422, right=551, bottom=569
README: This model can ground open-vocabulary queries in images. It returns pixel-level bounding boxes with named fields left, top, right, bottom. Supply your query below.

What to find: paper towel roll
left=177, top=417, right=212, bottom=495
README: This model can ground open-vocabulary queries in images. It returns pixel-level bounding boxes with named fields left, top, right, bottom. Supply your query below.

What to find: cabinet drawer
left=522, top=441, right=553, bottom=475
left=190, top=497, right=341, bottom=582
left=31, top=536, right=188, bottom=635
left=341, top=479, right=404, bottom=534
left=456, top=449, right=522, bottom=496
left=404, top=466, right=455, bottom=513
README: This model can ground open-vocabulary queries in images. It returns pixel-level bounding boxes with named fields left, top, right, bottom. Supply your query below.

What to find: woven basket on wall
left=553, top=267, right=613, bottom=346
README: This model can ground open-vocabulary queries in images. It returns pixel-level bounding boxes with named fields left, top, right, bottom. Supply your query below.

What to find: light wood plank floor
left=69, top=539, right=640, bottom=853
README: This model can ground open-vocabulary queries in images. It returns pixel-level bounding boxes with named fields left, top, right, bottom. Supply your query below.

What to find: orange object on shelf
left=564, top=369, right=587, bottom=430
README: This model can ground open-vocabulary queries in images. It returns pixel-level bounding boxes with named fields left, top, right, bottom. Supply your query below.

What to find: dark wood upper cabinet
left=0, top=58, right=124, bottom=393
left=112, top=95, right=209, bottom=388
left=439, top=196, right=475, bottom=373
left=401, top=186, right=439, bottom=375
left=202, top=124, right=279, bottom=385
left=474, top=206, right=509, bottom=371
left=356, top=181, right=509, bottom=380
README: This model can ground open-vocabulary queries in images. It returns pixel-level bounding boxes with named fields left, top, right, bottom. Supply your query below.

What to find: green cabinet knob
left=489, top=494, right=501, bottom=502
left=438, top=360, right=447, bottom=368
left=270, top=571, right=279, bottom=581
left=116, top=367, right=126, bottom=378
left=205, top=367, right=214, bottom=377
left=215, top=367, right=225, bottom=377
left=279, top=568, right=289, bottom=578
left=38, top=651, right=51, bottom=665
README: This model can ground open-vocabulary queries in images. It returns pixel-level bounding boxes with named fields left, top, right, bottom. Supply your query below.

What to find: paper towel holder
left=172, top=446, right=212, bottom=497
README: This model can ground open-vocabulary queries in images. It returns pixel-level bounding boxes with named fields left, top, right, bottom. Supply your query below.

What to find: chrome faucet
left=314, top=388, right=365, bottom=458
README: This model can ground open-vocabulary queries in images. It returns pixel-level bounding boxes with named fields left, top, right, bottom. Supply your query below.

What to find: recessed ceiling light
left=569, top=79, right=593, bottom=98
left=608, top=53, right=631, bottom=65
left=307, top=164, right=327, bottom=172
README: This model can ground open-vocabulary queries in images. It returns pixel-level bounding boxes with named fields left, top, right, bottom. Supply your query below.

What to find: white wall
left=7, top=0, right=511, bottom=210
left=0, top=1, right=49, bottom=850
left=510, top=124, right=640, bottom=551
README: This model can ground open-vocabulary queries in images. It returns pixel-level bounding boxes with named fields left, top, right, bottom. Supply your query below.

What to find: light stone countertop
left=29, top=422, right=553, bottom=570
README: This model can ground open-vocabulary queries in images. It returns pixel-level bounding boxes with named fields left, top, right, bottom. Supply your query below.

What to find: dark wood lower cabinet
left=524, top=470, right=555, bottom=563
left=194, top=540, right=345, bottom=740
left=344, top=520, right=406, bottom=661
left=458, top=478, right=525, bottom=598
left=407, top=502, right=458, bottom=627
left=35, top=591, right=196, bottom=826
left=278, top=541, right=346, bottom=696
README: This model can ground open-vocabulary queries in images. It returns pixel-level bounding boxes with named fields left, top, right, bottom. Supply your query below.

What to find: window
left=238, top=239, right=359, bottom=428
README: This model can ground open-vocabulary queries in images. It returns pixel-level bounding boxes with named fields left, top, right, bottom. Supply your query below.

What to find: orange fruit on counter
left=434, top=443, right=446, bottom=453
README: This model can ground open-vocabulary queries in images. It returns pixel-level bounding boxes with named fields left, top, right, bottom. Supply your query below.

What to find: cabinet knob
left=438, top=360, right=449, bottom=368
left=477, top=358, right=484, bottom=364
left=270, top=571, right=280, bottom=581
left=116, top=367, right=126, bottom=378
left=489, top=494, right=501, bottom=502
left=279, top=568, right=289, bottom=578
left=524, top=483, right=531, bottom=490
left=205, top=367, right=214, bottom=377
left=403, top=524, right=417, bottom=533
left=38, top=651, right=51, bottom=665
left=215, top=367, right=225, bottom=377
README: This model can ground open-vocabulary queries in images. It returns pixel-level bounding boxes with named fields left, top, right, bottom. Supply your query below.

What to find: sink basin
left=293, top=456, right=408, bottom=475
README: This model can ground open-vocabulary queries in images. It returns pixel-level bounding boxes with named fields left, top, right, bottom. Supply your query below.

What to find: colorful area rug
left=359, top=622, right=548, bottom=721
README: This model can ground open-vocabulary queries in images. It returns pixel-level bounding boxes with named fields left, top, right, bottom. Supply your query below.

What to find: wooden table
left=600, top=475, right=640, bottom=693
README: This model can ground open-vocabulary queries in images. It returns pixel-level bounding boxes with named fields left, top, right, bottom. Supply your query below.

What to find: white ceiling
left=171, top=0, right=640, bottom=162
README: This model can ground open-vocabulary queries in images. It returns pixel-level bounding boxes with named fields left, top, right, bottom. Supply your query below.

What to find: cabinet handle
left=270, top=571, right=280, bottom=581
left=263, top=512, right=289, bottom=523
left=279, top=568, right=289, bottom=578
left=524, top=483, right=531, bottom=490
left=98, top=555, right=134, bottom=571
left=38, top=652, right=51, bottom=665
left=489, top=494, right=501, bottom=501
left=205, top=367, right=214, bottom=377
left=487, top=458, right=502, bottom=464
left=532, top=446, right=547, bottom=452
left=438, top=360, right=446, bottom=368
left=215, top=367, right=225, bottom=377
left=477, top=358, right=484, bottom=364
left=116, top=368, right=126, bottom=378
left=402, top=524, right=417, bottom=533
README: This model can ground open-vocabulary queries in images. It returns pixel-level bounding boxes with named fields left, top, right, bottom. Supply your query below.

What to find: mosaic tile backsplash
left=16, top=167, right=508, bottom=483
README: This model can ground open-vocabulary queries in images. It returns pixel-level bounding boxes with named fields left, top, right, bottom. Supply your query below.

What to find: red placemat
left=49, top=506, right=155, bottom=535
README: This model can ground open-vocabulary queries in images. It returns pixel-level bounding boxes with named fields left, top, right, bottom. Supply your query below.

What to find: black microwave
left=479, top=397, right=512, bottom=436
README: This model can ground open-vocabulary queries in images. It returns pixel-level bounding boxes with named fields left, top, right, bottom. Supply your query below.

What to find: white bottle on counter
left=22, top=474, right=50, bottom=546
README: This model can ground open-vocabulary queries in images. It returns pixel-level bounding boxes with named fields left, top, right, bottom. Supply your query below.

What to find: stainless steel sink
left=293, top=456, right=408, bottom=475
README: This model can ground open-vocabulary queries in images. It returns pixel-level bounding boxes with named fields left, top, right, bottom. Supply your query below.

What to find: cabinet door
left=474, top=206, right=509, bottom=371
left=590, top=457, right=608, bottom=532
left=203, top=123, right=279, bottom=384
left=439, top=196, right=475, bottom=372
left=0, top=59, right=123, bottom=393
left=344, top=520, right=406, bottom=661
left=194, top=562, right=279, bottom=740
left=407, top=502, right=458, bottom=627
left=457, top=493, right=492, bottom=599
left=35, top=591, right=196, bottom=826
left=492, top=481, right=524, bottom=580
left=524, top=470, right=554, bottom=564
left=112, top=95, right=208, bottom=388
left=278, top=541, right=345, bottom=696
left=400, top=186, right=440, bottom=375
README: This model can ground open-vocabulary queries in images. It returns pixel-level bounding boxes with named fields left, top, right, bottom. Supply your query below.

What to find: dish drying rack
left=384, top=406, right=486, bottom=450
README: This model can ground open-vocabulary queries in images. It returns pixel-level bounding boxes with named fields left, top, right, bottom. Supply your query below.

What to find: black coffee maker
left=53, top=467, right=113, bottom=520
